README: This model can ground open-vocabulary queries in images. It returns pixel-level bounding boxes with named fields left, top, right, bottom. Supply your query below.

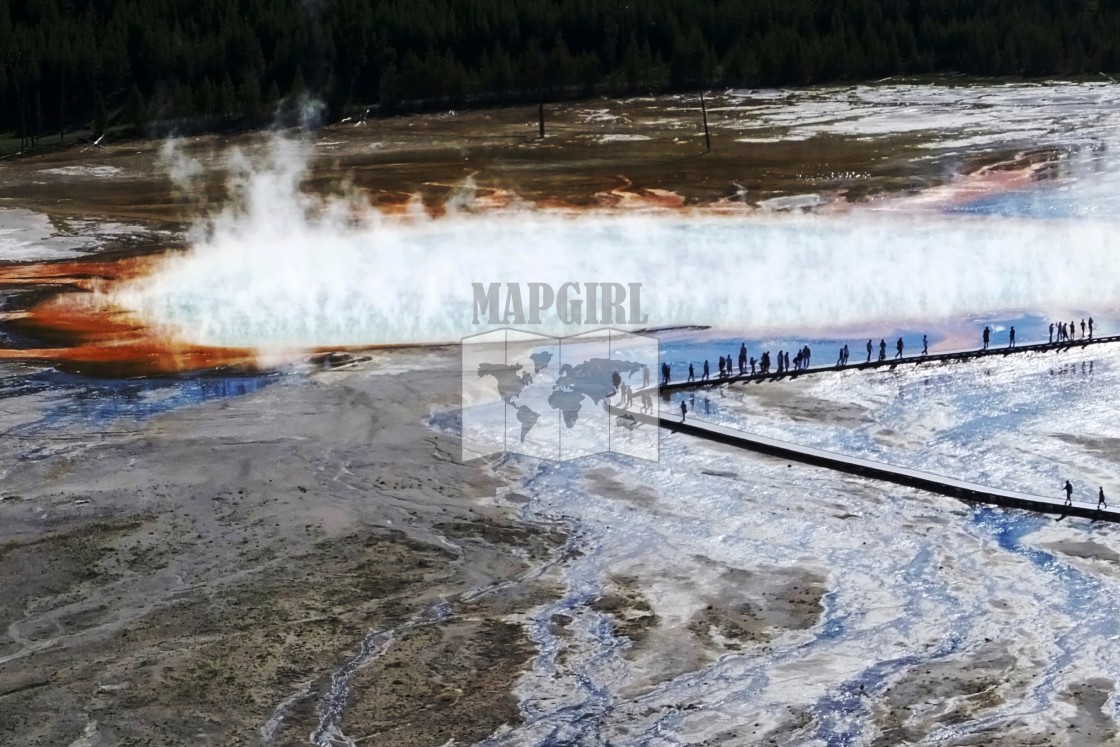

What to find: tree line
left=4, top=0, right=1120, bottom=149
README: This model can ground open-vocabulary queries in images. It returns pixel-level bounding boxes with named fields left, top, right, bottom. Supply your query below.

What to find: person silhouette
left=643, top=365, right=650, bottom=388
left=688, top=363, right=695, bottom=382
left=718, top=356, right=725, bottom=378
left=1099, top=486, right=1108, bottom=510
left=843, top=344, right=849, bottom=365
left=982, top=326, right=990, bottom=350
left=1089, top=317, right=1094, bottom=338
left=750, top=357, right=756, bottom=375
left=680, top=400, right=687, bottom=421
left=866, top=339, right=873, bottom=363
left=1049, top=323, right=1054, bottom=344
left=1009, top=326, right=1016, bottom=348
left=922, top=334, right=928, bottom=356
left=836, top=346, right=844, bottom=366
left=739, top=343, right=748, bottom=374
left=895, top=337, right=904, bottom=359
left=1082, top=319, right=1087, bottom=339
left=785, top=351, right=791, bottom=371
left=878, top=339, right=886, bottom=362
left=1064, top=479, right=1074, bottom=507
left=702, top=360, right=710, bottom=381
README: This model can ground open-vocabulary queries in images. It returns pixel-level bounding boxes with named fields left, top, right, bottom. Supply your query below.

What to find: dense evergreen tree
left=3, top=0, right=1120, bottom=146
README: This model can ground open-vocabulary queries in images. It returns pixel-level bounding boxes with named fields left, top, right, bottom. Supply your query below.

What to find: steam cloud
left=112, top=138, right=1120, bottom=350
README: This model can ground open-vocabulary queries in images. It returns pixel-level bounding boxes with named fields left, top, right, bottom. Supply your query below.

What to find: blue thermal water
left=0, top=364, right=281, bottom=452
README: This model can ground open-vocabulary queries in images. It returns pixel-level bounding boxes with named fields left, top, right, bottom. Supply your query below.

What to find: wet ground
left=3, top=81, right=1120, bottom=746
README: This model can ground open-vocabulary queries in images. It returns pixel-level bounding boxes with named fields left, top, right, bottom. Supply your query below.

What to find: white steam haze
left=111, top=137, right=1120, bottom=350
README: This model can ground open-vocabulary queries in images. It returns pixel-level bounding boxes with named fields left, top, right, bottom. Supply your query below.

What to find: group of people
left=659, top=317, right=1105, bottom=390
left=667, top=334, right=934, bottom=387
left=983, top=317, right=1099, bottom=349
left=681, top=343, right=818, bottom=383
left=1050, top=318, right=1094, bottom=343
left=1063, top=480, right=1109, bottom=511
left=863, top=335, right=930, bottom=363
left=614, top=370, right=655, bottom=414
left=981, top=327, right=1016, bottom=351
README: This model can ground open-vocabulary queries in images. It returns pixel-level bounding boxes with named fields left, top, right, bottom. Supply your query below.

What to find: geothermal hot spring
left=108, top=142, right=1120, bottom=350
left=8, top=83, right=1120, bottom=745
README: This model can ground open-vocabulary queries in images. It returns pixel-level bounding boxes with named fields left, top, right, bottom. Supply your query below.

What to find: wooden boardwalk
left=620, top=408, right=1119, bottom=524
left=649, top=334, right=1119, bottom=396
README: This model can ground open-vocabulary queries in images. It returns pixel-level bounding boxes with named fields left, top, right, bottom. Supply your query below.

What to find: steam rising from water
left=113, top=139, right=1120, bottom=350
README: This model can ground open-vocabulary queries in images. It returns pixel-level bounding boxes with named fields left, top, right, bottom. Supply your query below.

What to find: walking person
left=1009, top=326, right=1016, bottom=348
left=739, top=343, right=748, bottom=375
left=1082, top=319, right=1087, bottom=339
left=688, top=363, right=695, bottom=382
left=922, top=334, right=928, bottom=356
left=982, top=326, right=990, bottom=350
left=837, top=346, right=845, bottom=366
left=895, top=337, right=904, bottom=359
left=1100, top=486, right=1108, bottom=510
left=843, top=344, right=849, bottom=365
left=1089, top=317, right=1094, bottom=338
left=1064, top=479, right=1074, bottom=507
left=866, top=339, right=873, bottom=363
left=785, top=351, right=791, bottom=371
left=680, top=400, right=687, bottom=421
left=702, top=360, right=710, bottom=381
left=1049, top=323, right=1054, bottom=344
left=878, top=339, right=886, bottom=362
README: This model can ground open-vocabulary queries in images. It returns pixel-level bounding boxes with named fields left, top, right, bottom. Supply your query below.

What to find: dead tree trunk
left=700, top=90, right=711, bottom=153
